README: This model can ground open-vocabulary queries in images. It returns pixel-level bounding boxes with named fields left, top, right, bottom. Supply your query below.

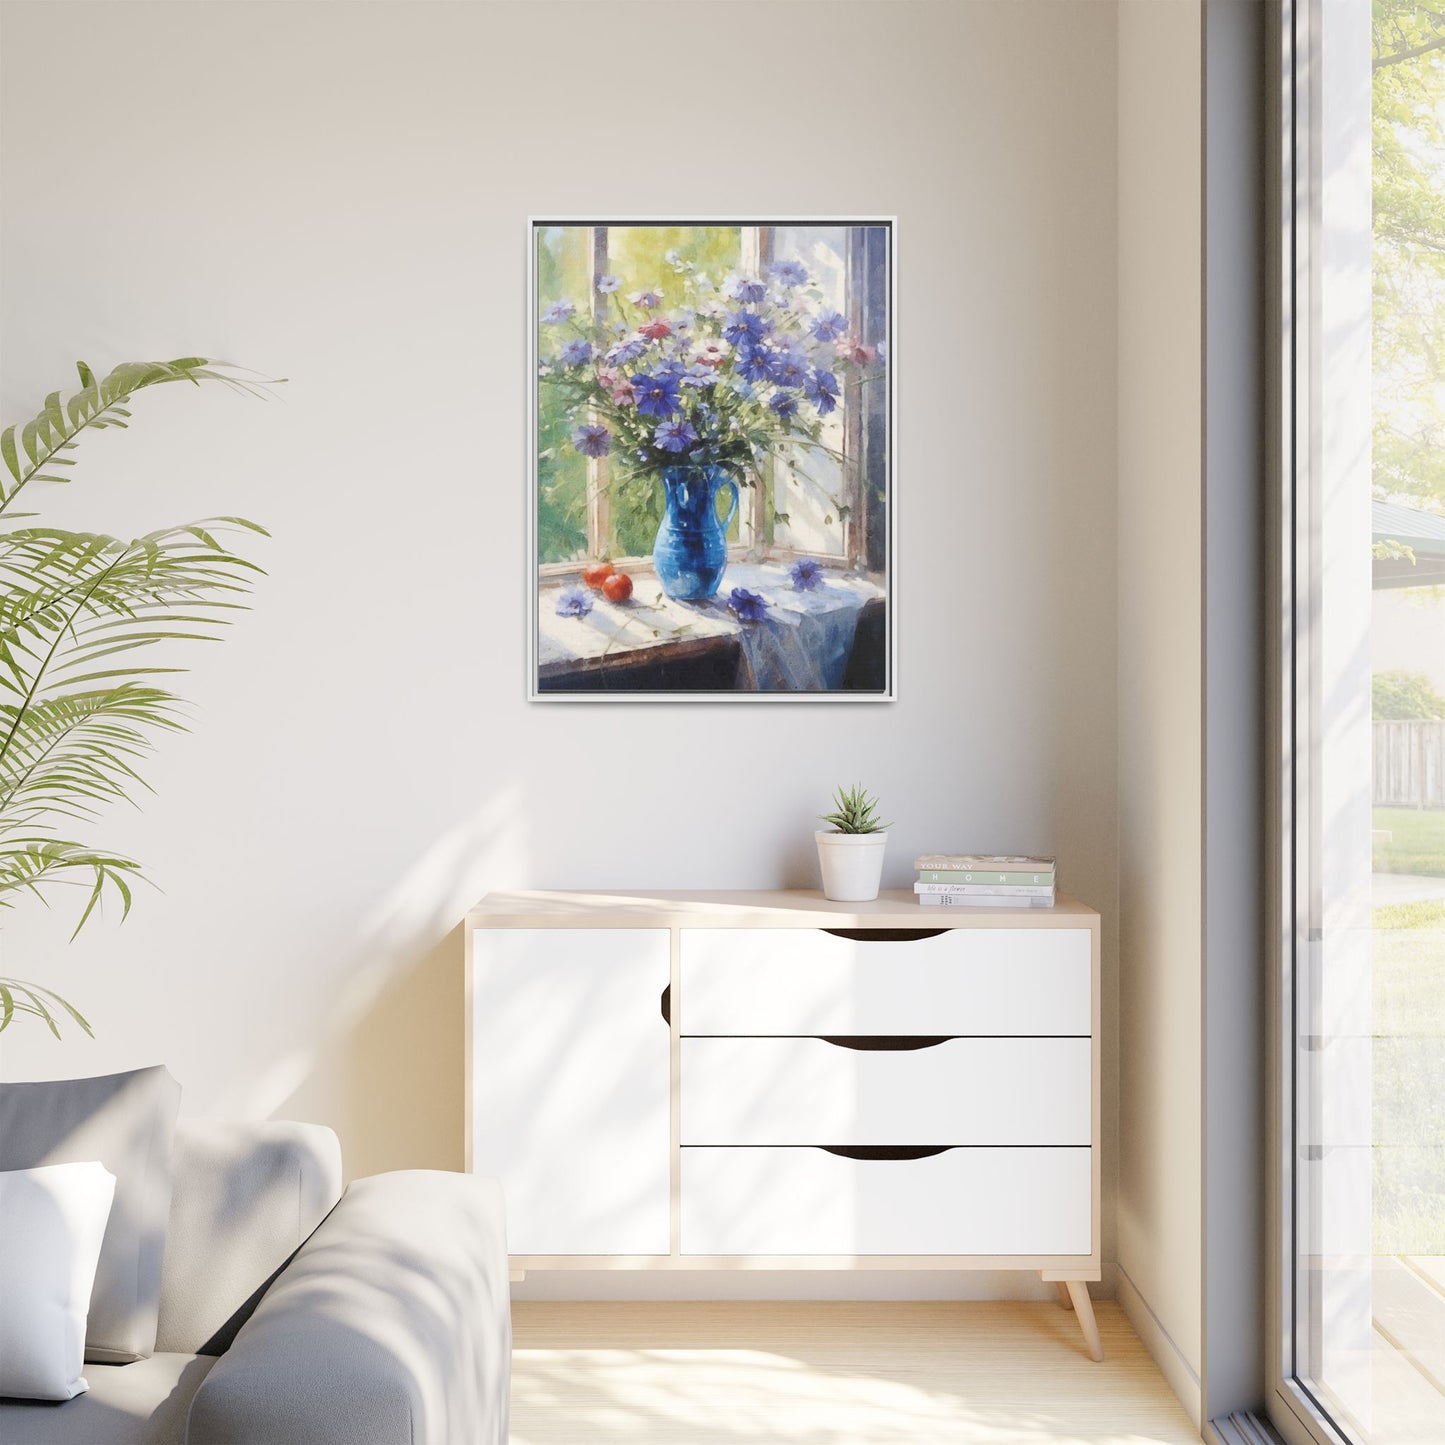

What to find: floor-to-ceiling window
left=1276, top=3, right=1445, bottom=1442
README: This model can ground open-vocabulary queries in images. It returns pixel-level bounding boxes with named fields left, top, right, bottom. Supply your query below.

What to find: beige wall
left=1115, top=0, right=1204, bottom=1424
left=0, top=0, right=1122, bottom=1291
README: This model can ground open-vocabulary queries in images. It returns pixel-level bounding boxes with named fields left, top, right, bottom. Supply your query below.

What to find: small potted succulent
left=815, top=784, right=890, bottom=901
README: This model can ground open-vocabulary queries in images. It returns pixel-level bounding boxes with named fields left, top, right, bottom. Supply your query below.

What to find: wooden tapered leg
left=1055, top=1281, right=1074, bottom=1309
left=1065, top=1280, right=1103, bottom=1361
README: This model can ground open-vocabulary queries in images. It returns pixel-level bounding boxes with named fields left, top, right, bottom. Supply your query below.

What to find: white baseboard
left=512, top=1269, right=1111, bottom=1303
left=1115, top=1262, right=1203, bottom=1428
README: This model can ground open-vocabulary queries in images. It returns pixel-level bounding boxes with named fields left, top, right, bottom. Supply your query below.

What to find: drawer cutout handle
left=824, top=928, right=948, bottom=943
left=819, top=1145, right=953, bottom=1161
left=820, top=1035, right=952, bottom=1052
left=660, top=984, right=671, bottom=1026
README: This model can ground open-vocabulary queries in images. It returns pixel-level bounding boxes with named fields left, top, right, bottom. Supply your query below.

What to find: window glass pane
left=771, top=226, right=849, bottom=558
left=536, top=225, right=591, bottom=564
left=1293, top=5, right=1445, bottom=1441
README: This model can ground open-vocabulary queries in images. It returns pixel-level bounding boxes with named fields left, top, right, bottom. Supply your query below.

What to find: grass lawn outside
left=1373, top=810, right=1445, bottom=1251
left=1373, top=806, right=1445, bottom=876
left=1373, top=897, right=1445, bottom=1254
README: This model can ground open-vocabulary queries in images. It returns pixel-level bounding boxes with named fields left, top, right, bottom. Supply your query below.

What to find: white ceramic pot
left=815, top=830, right=889, bottom=902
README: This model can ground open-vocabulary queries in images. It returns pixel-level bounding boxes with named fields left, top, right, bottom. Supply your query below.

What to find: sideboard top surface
left=467, top=888, right=1099, bottom=930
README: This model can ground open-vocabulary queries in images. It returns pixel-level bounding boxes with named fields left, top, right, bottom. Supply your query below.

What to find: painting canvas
left=529, top=219, right=893, bottom=700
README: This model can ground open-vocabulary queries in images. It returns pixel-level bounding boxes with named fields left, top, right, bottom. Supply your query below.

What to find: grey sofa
left=1, top=1120, right=511, bottom=1445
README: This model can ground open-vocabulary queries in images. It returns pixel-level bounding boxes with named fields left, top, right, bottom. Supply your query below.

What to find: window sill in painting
left=537, top=560, right=886, bottom=694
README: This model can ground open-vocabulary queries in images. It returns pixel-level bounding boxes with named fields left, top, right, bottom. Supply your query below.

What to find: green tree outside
left=1374, top=3, right=1445, bottom=509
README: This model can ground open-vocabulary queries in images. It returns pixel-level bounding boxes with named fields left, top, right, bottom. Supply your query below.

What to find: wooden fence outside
left=1374, top=720, right=1445, bottom=808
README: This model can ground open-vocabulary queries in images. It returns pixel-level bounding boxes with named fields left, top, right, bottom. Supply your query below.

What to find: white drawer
left=679, top=927, right=1091, bottom=1036
left=681, top=1036, right=1090, bottom=1146
left=681, top=1146, right=1091, bottom=1256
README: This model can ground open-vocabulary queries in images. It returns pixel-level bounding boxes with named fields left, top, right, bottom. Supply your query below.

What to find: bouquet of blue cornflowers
left=538, top=256, right=886, bottom=497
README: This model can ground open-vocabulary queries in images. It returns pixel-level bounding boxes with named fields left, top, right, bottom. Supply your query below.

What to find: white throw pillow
left=0, top=1160, right=116, bottom=1400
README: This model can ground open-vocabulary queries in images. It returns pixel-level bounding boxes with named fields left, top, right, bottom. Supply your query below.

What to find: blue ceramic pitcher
left=652, top=465, right=739, bottom=602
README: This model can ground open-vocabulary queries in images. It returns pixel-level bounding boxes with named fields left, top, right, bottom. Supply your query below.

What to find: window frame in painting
left=526, top=215, right=896, bottom=704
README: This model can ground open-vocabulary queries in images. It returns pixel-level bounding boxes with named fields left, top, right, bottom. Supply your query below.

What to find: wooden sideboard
left=465, top=888, right=1104, bottom=1359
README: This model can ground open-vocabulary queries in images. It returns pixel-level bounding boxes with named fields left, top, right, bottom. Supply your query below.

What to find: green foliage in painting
left=1373, top=3, right=1445, bottom=506
left=537, top=228, right=591, bottom=562
left=0, top=359, right=268, bottom=1038
left=536, top=226, right=884, bottom=569
left=537, top=227, right=746, bottom=563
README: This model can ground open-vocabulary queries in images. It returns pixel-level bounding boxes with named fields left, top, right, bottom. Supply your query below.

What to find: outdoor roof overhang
left=1373, top=498, right=1445, bottom=589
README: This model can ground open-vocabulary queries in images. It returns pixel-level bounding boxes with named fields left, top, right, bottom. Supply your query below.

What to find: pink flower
left=610, top=379, right=637, bottom=406
left=639, top=318, right=673, bottom=340
left=596, top=366, right=622, bottom=390
left=843, top=338, right=877, bottom=365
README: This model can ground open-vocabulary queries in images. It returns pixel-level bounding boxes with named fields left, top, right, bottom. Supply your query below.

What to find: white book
left=917, top=893, right=1053, bottom=908
left=914, top=882, right=1056, bottom=898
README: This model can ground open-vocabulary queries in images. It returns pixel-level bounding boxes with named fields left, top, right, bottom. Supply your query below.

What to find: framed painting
left=528, top=218, right=894, bottom=701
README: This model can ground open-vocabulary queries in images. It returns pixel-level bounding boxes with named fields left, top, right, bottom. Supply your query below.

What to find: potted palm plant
left=0, top=358, right=267, bottom=1037
left=815, top=784, right=890, bottom=902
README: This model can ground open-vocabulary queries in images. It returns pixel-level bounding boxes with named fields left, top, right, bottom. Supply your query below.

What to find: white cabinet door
left=680, top=927, right=1091, bottom=1036
left=470, top=927, right=671, bottom=1255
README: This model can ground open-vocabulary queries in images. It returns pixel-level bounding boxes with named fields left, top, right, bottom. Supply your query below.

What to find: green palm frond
left=0, top=358, right=271, bottom=521
left=0, top=685, right=185, bottom=830
left=0, top=521, right=265, bottom=702
left=0, top=837, right=142, bottom=935
left=0, top=357, right=271, bottom=1037
left=0, top=976, right=93, bottom=1039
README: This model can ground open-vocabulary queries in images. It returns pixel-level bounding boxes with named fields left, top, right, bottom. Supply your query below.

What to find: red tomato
left=602, top=572, right=633, bottom=603
left=582, top=561, right=615, bottom=590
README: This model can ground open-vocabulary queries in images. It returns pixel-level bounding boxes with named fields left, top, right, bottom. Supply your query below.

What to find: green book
left=916, top=868, right=1056, bottom=886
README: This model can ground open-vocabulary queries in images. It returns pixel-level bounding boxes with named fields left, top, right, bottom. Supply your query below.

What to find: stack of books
left=913, top=854, right=1057, bottom=908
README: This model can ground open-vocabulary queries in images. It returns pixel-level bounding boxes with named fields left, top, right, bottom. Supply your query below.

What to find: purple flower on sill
left=789, top=557, right=824, bottom=591
left=723, top=310, right=769, bottom=346
left=876, top=341, right=889, bottom=363
left=812, top=309, right=848, bottom=343
left=769, top=258, right=809, bottom=288
left=725, top=275, right=768, bottom=304
left=633, top=371, right=682, bottom=418
left=571, top=423, right=612, bottom=458
left=542, top=300, right=576, bottom=324
left=556, top=586, right=593, bottom=619
left=629, top=289, right=664, bottom=308
left=560, top=339, right=593, bottom=366
left=606, top=337, right=648, bottom=365
left=654, top=418, right=698, bottom=453
left=728, top=587, right=768, bottom=622
left=770, top=392, right=799, bottom=420
left=597, top=274, right=621, bottom=294
left=805, top=367, right=840, bottom=415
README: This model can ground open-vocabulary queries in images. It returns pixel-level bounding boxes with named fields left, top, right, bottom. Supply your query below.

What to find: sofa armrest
left=185, top=1170, right=510, bottom=1445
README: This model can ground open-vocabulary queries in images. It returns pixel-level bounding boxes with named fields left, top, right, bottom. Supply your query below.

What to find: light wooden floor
left=511, top=1300, right=1202, bottom=1444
